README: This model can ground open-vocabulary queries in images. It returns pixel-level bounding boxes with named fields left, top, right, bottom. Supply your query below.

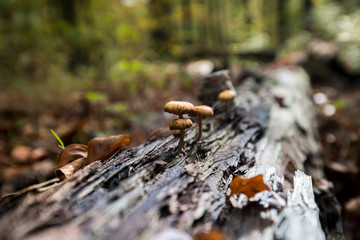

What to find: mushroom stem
left=197, top=116, right=203, bottom=141
left=225, top=101, right=229, bottom=119
left=177, top=129, right=185, bottom=153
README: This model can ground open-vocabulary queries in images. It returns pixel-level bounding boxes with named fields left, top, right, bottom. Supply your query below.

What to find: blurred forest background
left=0, top=0, right=360, bottom=239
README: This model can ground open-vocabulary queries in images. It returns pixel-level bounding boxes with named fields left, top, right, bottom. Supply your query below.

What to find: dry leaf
left=30, top=148, right=48, bottom=161
left=10, top=145, right=32, bottom=164
left=345, top=195, right=360, bottom=219
left=54, top=134, right=129, bottom=180
left=85, top=134, right=130, bottom=165
left=230, top=174, right=270, bottom=198
left=194, top=228, right=227, bottom=240
left=55, top=157, right=87, bottom=180
left=313, top=178, right=333, bottom=191
left=326, top=161, right=358, bottom=174
left=56, top=144, right=88, bottom=167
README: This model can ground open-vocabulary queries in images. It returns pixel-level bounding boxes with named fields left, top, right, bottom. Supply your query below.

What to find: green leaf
left=332, top=99, right=347, bottom=110
left=85, top=91, right=107, bottom=104
left=50, top=129, right=65, bottom=149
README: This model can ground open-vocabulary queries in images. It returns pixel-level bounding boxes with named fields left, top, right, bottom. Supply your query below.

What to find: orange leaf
left=56, top=144, right=88, bottom=167
left=194, top=228, right=227, bottom=240
left=55, top=157, right=87, bottom=180
left=85, top=134, right=130, bottom=165
left=229, top=174, right=270, bottom=198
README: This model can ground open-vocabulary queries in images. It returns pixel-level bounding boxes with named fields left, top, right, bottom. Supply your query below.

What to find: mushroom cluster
left=164, top=101, right=213, bottom=152
left=164, top=101, right=194, bottom=153
left=163, top=88, right=237, bottom=152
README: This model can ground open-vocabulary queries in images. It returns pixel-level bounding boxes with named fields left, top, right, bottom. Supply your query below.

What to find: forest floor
left=0, top=55, right=359, bottom=239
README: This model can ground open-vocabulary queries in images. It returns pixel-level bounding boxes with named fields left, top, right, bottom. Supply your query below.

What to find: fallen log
left=0, top=66, right=342, bottom=240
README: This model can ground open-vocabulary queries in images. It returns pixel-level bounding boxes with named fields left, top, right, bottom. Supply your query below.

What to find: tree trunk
left=181, top=0, right=193, bottom=45
left=60, top=0, right=77, bottom=25
left=148, top=0, right=174, bottom=57
left=276, top=0, right=287, bottom=45
left=303, top=0, right=313, bottom=31
left=0, top=67, right=342, bottom=240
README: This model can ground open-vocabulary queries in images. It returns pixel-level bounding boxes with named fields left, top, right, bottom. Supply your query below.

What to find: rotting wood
left=0, top=66, right=342, bottom=240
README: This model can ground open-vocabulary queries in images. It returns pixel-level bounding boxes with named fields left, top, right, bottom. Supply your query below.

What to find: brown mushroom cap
left=189, top=105, right=214, bottom=117
left=164, top=101, right=195, bottom=116
left=169, top=118, right=193, bottom=130
left=217, top=90, right=236, bottom=101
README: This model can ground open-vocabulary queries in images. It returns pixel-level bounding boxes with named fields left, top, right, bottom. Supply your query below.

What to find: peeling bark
left=0, top=67, right=342, bottom=240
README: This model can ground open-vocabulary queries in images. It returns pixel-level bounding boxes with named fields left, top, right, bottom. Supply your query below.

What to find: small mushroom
left=189, top=105, right=214, bottom=141
left=217, top=90, right=236, bottom=119
left=164, top=101, right=194, bottom=119
left=169, top=118, right=193, bottom=153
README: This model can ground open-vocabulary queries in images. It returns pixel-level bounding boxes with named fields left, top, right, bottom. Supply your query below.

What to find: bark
left=0, top=67, right=342, bottom=240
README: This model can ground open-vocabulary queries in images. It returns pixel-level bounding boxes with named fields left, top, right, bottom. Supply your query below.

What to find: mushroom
left=164, top=101, right=194, bottom=119
left=169, top=118, right=193, bottom=152
left=164, top=101, right=195, bottom=153
left=217, top=90, right=236, bottom=119
left=189, top=105, right=214, bottom=141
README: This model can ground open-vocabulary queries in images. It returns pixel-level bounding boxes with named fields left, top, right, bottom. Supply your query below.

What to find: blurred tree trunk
left=54, top=0, right=92, bottom=72
left=148, top=0, right=174, bottom=57
left=262, top=0, right=277, bottom=47
left=276, top=0, right=287, bottom=45
left=60, top=0, right=77, bottom=25
left=181, top=0, right=193, bottom=45
left=242, top=0, right=251, bottom=25
left=303, top=0, right=313, bottom=31
left=198, top=0, right=209, bottom=47
left=209, top=0, right=222, bottom=46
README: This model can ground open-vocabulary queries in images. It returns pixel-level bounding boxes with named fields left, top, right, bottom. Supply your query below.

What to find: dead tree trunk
left=0, top=67, right=342, bottom=240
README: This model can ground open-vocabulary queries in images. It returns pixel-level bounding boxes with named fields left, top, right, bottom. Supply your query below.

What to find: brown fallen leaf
left=55, top=157, right=87, bottom=180
left=30, top=148, right=48, bottom=161
left=194, top=228, right=227, bottom=240
left=326, top=161, right=358, bottom=174
left=85, top=134, right=130, bottom=165
left=0, top=152, right=13, bottom=167
left=345, top=195, right=360, bottom=219
left=313, top=178, right=333, bottom=191
left=10, top=145, right=32, bottom=164
left=53, top=134, right=130, bottom=180
left=230, top=174, right=270, bottom=198
left=56, top=144, right=88, bottom=167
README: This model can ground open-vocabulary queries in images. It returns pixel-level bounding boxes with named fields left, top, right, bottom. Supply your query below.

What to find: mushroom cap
left=164, top=101, right=194, bottom=115
left=189, top=105, right=214, bottom=117
left=169, top=118, right=193, bottom=130
left=217, top=90, right=236, bottom=101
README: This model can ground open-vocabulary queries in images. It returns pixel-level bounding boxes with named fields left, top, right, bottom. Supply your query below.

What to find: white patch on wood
left=149, top=228, right=192, bottom=240
left=272, top=170, right=325, bottom=240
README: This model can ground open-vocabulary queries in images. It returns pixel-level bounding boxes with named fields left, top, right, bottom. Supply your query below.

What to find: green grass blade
left=50, top=129, right=65, bottom=149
